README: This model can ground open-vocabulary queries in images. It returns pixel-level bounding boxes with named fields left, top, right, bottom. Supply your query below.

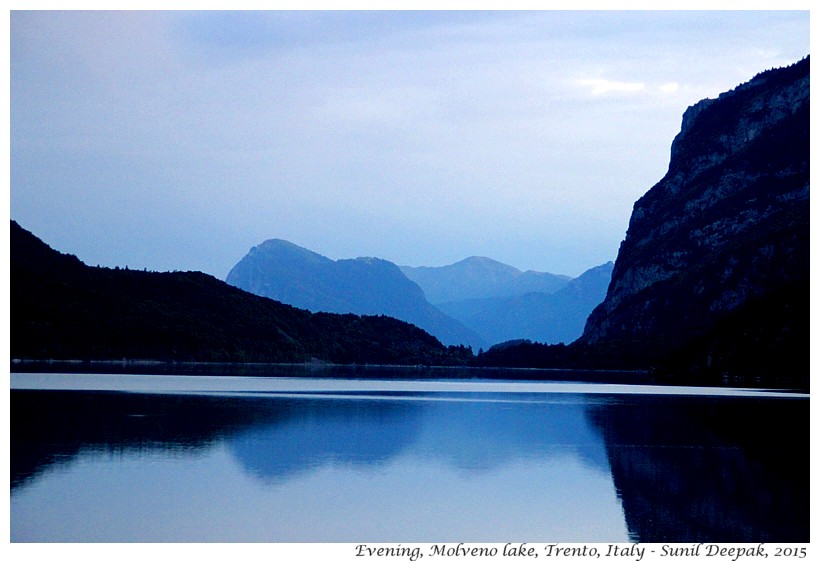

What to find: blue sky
left=10, top=9, right=810, bottom=277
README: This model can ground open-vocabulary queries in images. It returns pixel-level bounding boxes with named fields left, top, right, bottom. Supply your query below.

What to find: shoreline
left=10, top=358, right=808, bottom=392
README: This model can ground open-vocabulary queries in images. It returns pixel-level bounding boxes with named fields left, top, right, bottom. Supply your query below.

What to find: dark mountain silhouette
left=580, top=57, right=809, bottom=383
left=400, top=256, right=571, bottom=304
left=438, top=261, right=613, bottom=346
left=226, top=239, right=486, bottom=350
left=479, top=57, right=809, bottom=389
left=10, top=221, right=472, bottom=366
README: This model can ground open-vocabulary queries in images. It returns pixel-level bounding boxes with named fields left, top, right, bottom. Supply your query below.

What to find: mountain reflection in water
left=10, top=383, right=808, bottom=542
left=588, top=395, right=808, bottom=543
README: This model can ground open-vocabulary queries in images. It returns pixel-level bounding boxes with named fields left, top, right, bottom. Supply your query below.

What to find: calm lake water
left=10, top=370, right=809, bottom=543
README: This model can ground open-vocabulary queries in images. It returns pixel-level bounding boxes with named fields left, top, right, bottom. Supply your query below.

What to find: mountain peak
left=455, top=256, right=522, bottom=272
left=401, top=257, right=571, bottom=304
left=249, top=238, right=331, bottom=263
left=226, top=239, right=486, bottom=350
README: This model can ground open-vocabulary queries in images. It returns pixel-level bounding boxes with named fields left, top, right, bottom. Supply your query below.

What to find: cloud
left=658, top=82, right=680, bottom=94
left=578, top=78, right=646, bottom=96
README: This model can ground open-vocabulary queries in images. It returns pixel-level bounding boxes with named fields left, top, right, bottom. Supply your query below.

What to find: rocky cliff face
left=580, top=57, right=809, bottom=380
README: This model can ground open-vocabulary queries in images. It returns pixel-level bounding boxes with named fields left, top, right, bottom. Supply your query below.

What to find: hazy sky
left=10, top=10, right=809, bottom=278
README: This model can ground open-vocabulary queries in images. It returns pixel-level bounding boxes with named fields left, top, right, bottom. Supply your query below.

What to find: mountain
left=579, top=57, right=808, bottom=383
left=225, top=239, right=486, bottom=350
left=10, top=221, right=472, bottom=366
left=476, top=57, right=809, bottom=389
left=438, top=261, right=613, bottom=346
left=400, top=256, right=571, bottom=303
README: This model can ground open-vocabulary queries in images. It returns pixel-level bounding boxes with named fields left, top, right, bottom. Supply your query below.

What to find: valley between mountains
left=225, top=239, right=613, bottom=352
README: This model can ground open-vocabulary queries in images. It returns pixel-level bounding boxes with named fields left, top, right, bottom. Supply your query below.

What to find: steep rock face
left=226, top=239, right=485, bottom=350
left=580, top=57, right=809, bottom=374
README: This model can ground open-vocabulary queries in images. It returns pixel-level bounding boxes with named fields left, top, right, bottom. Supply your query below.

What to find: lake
left=10, top=369, right=809, bottom=543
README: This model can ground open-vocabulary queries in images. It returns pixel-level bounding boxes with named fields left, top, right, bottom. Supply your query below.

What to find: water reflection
left=228, top=394, right=612, bottom=482
left=12, top=390, right=611, bottom=487
left=229, top=398, right=422, bottom=481
left=12, top=390, right=270, bottom=489
left=587, top=395, right=809, bottom=543
left=10, top=385, right=808, bottom=542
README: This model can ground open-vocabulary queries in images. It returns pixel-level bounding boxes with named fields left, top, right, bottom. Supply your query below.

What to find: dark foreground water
left=10, top=371, right=808, bottom=543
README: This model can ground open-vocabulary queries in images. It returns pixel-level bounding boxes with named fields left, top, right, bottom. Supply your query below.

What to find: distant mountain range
left=225, top=239, right=487, bottom=350
left=399, top=257, right=572, bottom=303
left=436, top=262, right=613, bottom=346
left=226, top=241, right=612, bottom=349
